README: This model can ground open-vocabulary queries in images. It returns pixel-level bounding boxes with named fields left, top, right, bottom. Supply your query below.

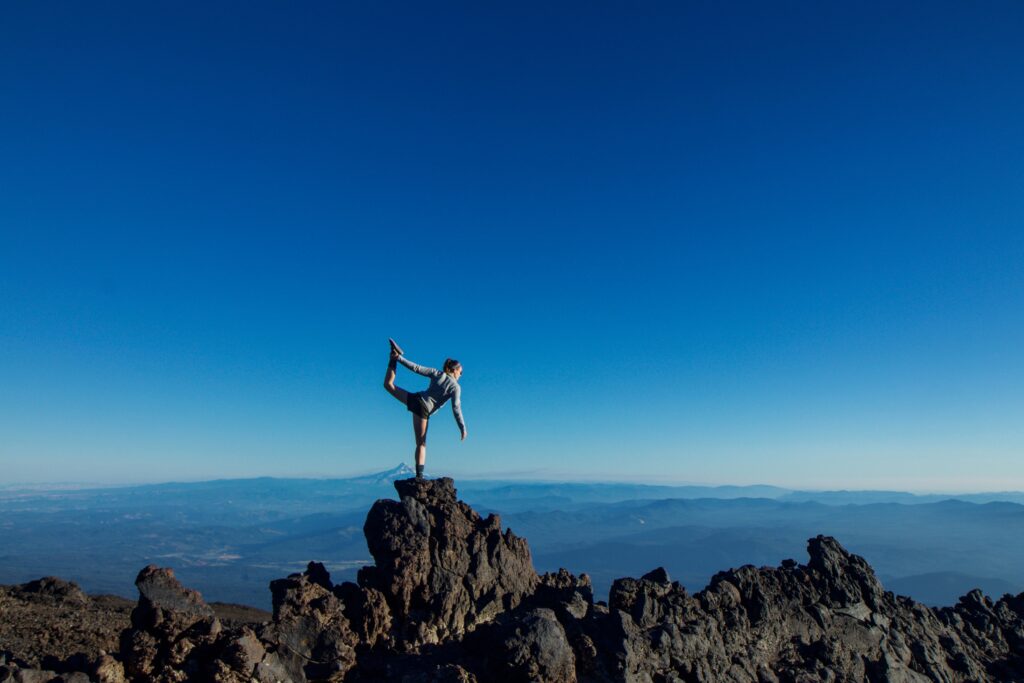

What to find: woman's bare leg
left=412, top=415, right=428, bottom=477
left=384, top=353, right=409, bottom=404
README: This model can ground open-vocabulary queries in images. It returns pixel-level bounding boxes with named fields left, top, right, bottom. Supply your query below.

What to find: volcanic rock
left=361, top=477, right=539, bottom=647
left=120, top=566, right=222, bottom=682
left=15, top=578, right=88, bottom=606
left=264, top=561, right=358, bottom=682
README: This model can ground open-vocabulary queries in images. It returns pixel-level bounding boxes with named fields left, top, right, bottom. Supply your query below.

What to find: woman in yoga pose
left=383, top=338, right=467, bottom=479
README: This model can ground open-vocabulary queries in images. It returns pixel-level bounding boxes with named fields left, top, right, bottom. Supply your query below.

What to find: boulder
left=264, top=562, right=358, bottom=682
left=120, top=565, right=222, bottom=683
left=487, top=608, right=576, bottom=683
left=15, top=579, right=87, bottom=606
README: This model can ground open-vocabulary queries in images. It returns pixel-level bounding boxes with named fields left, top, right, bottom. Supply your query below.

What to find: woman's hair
left=443, top=358, right=461, bottom=376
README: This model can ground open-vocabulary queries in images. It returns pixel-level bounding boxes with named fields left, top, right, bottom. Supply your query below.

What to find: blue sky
left=1, top=1, right=1022, bottom=489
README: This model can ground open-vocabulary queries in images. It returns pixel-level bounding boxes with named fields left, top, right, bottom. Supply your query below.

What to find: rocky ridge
left=2, top=477, right=1023, bottom=682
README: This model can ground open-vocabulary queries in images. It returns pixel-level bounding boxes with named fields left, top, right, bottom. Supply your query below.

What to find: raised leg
left=384, top=353, right=409, bottom=404
left=412, top=415, right=428, bottom=473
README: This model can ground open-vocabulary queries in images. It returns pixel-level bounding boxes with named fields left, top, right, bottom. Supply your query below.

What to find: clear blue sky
left=1, top=1, right=1022, bottom=490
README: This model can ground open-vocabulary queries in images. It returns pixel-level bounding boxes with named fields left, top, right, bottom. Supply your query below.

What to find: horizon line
left=3, top=466, right=1024, bottom=498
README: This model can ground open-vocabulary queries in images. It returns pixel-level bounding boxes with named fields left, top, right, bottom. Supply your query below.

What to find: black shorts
left=406, top=392, right=431, bottom=419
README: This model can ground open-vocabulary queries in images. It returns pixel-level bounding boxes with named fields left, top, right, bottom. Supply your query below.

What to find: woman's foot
left=389, top=338, right=404, bottom=357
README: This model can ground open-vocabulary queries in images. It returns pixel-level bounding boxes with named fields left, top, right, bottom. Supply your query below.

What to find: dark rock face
left=486, top=607, right=577, bottom=683
left=116, top=557, right=396, bottom=683
left=586, top=536, right=1024, bottom=682
left=6, top=477, right=1024, bottom=682
left=361, top=477, right=539, bottom=647
left=15, top=577, right=89, bottom=606
left=121, top=566, right=223, bottom=682
left=265, top=562, right=360, bottom=682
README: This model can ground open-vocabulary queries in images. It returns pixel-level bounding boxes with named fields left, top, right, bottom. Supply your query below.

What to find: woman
left=383, top=338, right=467, bottom=479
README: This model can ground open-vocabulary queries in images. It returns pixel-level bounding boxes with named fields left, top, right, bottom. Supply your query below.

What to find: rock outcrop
left=120, top=566, right=224, bottom=682
left=4, top=476, right=1024, bottom=682
left=361, top=477, right=538, bottom=647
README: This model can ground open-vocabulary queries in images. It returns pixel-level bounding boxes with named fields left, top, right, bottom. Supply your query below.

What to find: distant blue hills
left=7, top=463, right=1023, bottom=507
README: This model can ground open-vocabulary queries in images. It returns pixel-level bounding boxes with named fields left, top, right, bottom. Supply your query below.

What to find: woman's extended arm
left=452, top=385, right=467, bottom=439
left=397, top=356, right=441, bottom=378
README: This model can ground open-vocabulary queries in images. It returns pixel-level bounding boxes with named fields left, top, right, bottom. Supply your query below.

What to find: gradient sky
left=1, top=1, right=1022, bottom=490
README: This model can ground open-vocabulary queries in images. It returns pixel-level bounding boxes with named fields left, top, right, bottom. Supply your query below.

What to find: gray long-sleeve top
left=397, top=356, right=466, bottom=434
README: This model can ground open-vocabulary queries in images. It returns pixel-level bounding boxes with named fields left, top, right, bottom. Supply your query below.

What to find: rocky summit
left=3, top=477, right=1024, bottom=682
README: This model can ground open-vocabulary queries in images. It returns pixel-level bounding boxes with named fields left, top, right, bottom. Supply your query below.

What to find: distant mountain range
left=7, top=465, right=1024, bottom=507
left=2, top=465, right=1022, bottom=609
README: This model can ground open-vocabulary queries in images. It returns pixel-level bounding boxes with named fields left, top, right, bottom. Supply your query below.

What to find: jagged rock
left=610, top=566, right=687, bottom=629
left=361, top=477, right=539, bottom=646
left=483, top=607, right=577, bottom=683
left=586, top=534, right=1024, bottom=682
left=333, top=581, right=392, bottom=647
left=270, top=562, right=334, bottom=622
left=253, top=651, right=297, bottom=683
left=14, top=578, right=88, bottom=606
left=113, top=559, right=392, bottom=683
left=264, top=562, right=358, bottom=682
left=527, top=570, right=602, bottom=680
left=92, top=654, right=126, bottom=683
left=121, top=565, right=223, bottom=683
left=209, top=627, right=266, bottom=682
left=806, top=534, right=886, bottom=610
left=533, top=569, right=594, bottom=621
left=130, top=565, right=220, bottom=638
